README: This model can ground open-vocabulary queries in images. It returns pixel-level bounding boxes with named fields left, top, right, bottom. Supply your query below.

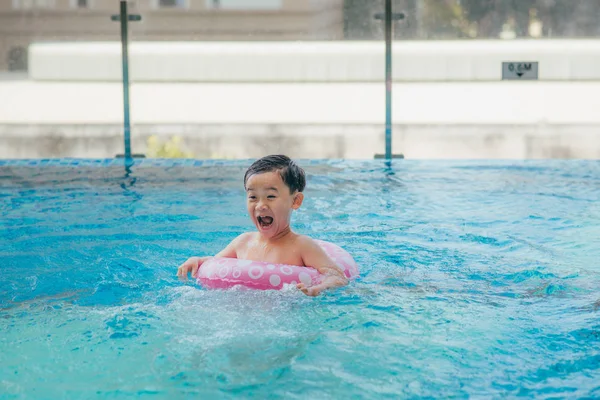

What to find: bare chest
left=238, top=241, right=304, bottom=266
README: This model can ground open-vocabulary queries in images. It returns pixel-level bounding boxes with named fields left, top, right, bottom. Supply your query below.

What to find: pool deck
left=1, top=79, right=600, bottom=159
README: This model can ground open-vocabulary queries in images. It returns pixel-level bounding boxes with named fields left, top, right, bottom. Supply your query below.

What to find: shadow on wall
left=8, top=47, right=28, bottom=71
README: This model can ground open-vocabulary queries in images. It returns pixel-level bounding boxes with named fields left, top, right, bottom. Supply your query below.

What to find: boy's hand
left=297, top=283, right=323, bottom=297
left=177, top=257, right=203, bottom=281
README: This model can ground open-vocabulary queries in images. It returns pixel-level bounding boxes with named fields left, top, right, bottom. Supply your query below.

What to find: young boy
left=177, top=155, right=348, bottom=297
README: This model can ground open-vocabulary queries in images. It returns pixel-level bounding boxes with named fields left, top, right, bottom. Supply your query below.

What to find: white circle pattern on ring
left=280, top=265, right=293, bottom=275
left=269, top=274, right=281, bottom=287
left=298, top=271, right=312, bottom=286
left=248, top=266, right=264, bottom=280
left=218, top=266, right=230, bottom=278
left=232, top=268, right=241, bottom=279
left=237, top=259, right=253, bottom=267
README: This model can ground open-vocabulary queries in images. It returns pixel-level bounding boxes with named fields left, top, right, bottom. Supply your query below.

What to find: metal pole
left=384, top=0, right=392, bottom=161
left=111, top=5, right=141, bottom=160
left=119, top=0, right=132, bottom=160
left=375, top=2, right=403, bottom=160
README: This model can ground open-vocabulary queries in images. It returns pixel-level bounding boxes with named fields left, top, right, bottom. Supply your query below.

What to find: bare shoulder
left=297, top=235, right=343, bottom=274
left=234, top=231, right=255, bottom=243
left=295, top=234, right=320, bottom=248
left=231, top=232, right=256, bottom=249
left=296, top=235, right=329, bottom=258
left=215, top=231, right=255, bottom=258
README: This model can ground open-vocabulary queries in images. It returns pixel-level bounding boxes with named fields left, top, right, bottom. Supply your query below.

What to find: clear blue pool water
left=1, top=159, right=599, bottom=399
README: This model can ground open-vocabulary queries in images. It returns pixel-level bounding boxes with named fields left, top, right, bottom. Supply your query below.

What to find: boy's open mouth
left=257, top=216, right=274, bottom=228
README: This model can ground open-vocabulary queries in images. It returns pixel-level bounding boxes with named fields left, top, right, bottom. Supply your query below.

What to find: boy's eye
left=267, top=195, right=276, bottom=199
left=248, top=196, right=256, bottom=200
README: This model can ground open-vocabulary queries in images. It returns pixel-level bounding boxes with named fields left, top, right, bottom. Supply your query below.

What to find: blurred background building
left=4, top=0, right=600, bottom=72
left=1, top=0, right=345, bottom=71
left=1, top=0, right=600, bottom=159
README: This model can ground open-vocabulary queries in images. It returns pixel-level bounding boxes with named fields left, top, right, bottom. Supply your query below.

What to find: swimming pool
left=1, top=159, right=599, bottom=398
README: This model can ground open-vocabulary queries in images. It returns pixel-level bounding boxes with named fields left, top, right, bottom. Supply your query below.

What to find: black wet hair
left=244, top=155, right=306, bottom=193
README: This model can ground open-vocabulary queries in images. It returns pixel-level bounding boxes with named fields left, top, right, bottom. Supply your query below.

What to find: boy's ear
left=292, top=192, right=304, bottom=210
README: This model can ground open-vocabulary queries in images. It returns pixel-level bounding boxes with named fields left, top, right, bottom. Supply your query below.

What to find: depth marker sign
left=502, top=62, right=539, bottom=80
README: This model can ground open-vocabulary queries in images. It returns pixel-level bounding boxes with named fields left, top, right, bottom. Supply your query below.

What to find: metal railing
left=110, top=0, right=403, bottom=163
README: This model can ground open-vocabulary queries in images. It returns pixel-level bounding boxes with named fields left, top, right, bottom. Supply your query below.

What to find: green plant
left=146, top=135, right=194, bottom=158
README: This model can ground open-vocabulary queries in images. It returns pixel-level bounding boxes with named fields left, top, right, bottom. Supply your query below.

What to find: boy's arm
left=297, top=237, right=348, bottom=297
left=177, top=233, right=248, bottom=281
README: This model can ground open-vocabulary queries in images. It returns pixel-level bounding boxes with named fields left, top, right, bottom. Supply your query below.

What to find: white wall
left=29, top=40, right=600, bottom=82
left=1, top=80, right=600, bottom=158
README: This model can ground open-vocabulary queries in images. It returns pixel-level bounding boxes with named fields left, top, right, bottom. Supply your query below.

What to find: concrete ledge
left=29, top=40, right=600, bottom=82
left=2, top=81, right=600, bottom=125
left=2, top=79, right=598, bottom=159
left=2, top=123, right=599, bottom=159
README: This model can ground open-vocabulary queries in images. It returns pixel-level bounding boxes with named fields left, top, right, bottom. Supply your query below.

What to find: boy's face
left=245, top=171, right=303, bottom=239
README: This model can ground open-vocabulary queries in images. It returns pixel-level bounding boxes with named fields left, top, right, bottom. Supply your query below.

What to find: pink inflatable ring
left=196, top=240, right=359, bottom=290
